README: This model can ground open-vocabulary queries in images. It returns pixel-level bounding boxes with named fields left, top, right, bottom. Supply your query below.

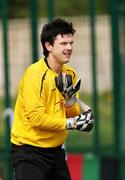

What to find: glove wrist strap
left=65, top=96, right=76, bottom=108
left=66, top=118, right=76, bottom=129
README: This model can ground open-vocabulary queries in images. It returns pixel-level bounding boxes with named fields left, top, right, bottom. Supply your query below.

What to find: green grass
left=0, top=97, right=15, bottom=149
left=66, top=91, right=114, bottom=154
left=0, top=97, right=5, bottom=135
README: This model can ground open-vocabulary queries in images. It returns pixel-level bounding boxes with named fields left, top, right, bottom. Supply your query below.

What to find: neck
left=46, top=56, right=62, bottom=73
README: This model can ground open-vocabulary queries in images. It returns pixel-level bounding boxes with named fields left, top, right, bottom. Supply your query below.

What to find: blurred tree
left=9, top=0, right=29, bottom=18
left=7, top=0, right=111, bottom=19
left=37, top=0, right=47, bottom=17
left=55, top=0, right=87, bottom=16
left=96, top=0, right=110, bottom=14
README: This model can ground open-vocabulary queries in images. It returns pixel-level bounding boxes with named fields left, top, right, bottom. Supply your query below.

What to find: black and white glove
left=66, top=109, right=94, bottom=132
left=55, top=73, right=81, bottom=106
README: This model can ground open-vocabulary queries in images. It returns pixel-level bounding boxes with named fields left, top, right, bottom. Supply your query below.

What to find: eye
left=61, top=42, right=67, bottom=46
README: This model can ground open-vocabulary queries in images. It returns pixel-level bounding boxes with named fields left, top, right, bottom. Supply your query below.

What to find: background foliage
left=8, top=0, right=110, bottom=18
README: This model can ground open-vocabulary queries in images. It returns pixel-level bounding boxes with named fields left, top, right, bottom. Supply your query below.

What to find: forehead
left=55, top=34, right=74, bottom=42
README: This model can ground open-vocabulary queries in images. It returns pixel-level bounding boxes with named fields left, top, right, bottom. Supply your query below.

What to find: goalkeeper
left=11, top=18, right=94, bottom=180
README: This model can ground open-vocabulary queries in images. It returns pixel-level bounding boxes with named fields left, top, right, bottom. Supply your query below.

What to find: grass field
left=66, top=91, right=114, bottom=154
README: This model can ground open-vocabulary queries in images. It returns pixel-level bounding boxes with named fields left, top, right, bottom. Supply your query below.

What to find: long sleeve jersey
left=11, top=58, right=80, bottom=148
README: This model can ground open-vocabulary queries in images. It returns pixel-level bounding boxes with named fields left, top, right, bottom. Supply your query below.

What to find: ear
left=45, top=42, right=52, bottom=52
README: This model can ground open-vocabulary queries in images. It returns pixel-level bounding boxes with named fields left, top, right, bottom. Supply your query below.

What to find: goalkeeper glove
left=55, top=73, right=81, bottom=106
left=66, top=109, right=94, bottom=132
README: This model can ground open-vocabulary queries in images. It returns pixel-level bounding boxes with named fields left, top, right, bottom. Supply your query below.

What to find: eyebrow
left=60, top=41, right=74, bottom=44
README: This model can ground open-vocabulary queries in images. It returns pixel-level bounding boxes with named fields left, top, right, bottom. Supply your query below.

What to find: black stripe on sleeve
left=67, top=69, right=76, bottom=79
left=40, top=69, right=48, bottom=97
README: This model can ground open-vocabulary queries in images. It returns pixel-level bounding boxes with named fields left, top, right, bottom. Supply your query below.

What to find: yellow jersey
left=11, top=58, right=80, bottom=148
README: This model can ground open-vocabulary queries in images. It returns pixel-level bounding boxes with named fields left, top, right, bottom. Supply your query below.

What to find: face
left=46, top=34, right=74, bottom=65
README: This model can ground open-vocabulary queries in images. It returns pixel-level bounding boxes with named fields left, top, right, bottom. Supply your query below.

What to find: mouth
left=64, top=52, right=72, bottom=57
left=64, top=54, right=71, bottom=57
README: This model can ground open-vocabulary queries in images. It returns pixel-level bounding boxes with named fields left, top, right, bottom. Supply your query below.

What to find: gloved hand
left=66, top=109, right=94, bottom=132
left=55, top=73, right=81, bottom=106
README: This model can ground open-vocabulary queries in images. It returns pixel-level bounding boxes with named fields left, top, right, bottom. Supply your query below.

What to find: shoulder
left=24, top=58, right=48, bottom=76
left=63, top=64, right=78, bottom=79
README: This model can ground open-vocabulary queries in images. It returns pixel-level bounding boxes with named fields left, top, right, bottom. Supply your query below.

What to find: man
left=11, top=18, right=94, bottom=180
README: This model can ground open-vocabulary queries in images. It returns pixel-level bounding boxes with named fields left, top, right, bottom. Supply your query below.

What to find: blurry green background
left=0, top=0, right=125, bottom=179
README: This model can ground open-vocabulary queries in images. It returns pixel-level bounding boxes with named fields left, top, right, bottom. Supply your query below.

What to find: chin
left=65, top=58, right=70, bottom=63
left=63, top=60, right=70, bottom=64
left=60, top=57, right=70, bottom=64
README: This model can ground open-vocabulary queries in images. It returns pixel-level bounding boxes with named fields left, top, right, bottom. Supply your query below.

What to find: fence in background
left=0, top=0, right=125, bottom=179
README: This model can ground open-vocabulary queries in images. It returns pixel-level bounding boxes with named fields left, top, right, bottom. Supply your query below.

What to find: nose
left=66, top=43, right=72, bottom=50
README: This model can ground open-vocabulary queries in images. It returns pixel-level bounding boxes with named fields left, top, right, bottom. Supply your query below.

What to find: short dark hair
left=40, top=18, right=76, bottom=57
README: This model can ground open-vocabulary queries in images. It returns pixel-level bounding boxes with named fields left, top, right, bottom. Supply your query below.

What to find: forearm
left=25, top=107, right=66, bottom=131
left=65, top=102, right=81, bottom=118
